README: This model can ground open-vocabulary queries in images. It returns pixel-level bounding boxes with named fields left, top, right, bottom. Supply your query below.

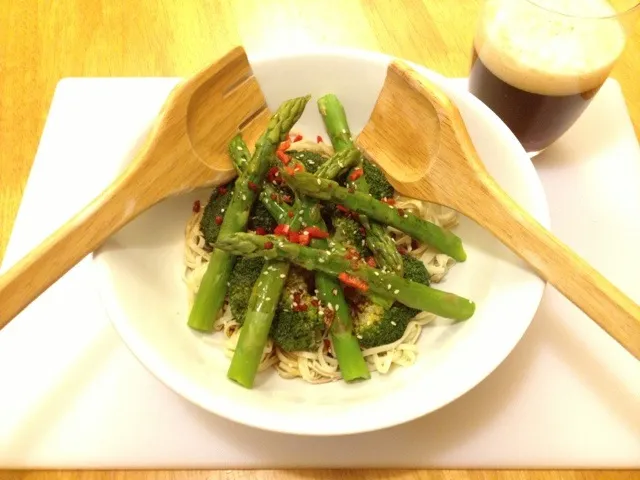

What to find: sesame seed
left=299, top=210, right=304, bottom=215
left=242, top=194, right=247, bottom=201
left=280, top=274, right=286, bottom=278
left=266, top=297, right=271, bottom=301
left=338, top=162, right=344, bottom=167
left=308, top=160, right=315, bottom=165
left=387, top=284, right=391, bottom=290
left=293, top=302, right=298, bottom=307
left=332, top=288, right=338, bottom=296
left=335, top=304, right=340, bottom=311
left=374, top=271, right=379, bottom=276
left=328, top=302, right=333, bottom=310
left=263, top=271, right=268, bottom=275
left=319, top=258, right=325, bottom=263
left=319, top=310, right=324, bottom=316
left=356, top=334, right=363, bottom=339
left=221, top=208, right=225, bottom=213
left=391, top=321, right=397, bottom=326
left=236, top=146, right=243, bottom=151
left=342, top=128, right=347, bottom=133
left=394, top=289, right=399, bottom=294
left=227, top=282, right=230, bottom=287
left=317, top=179, right=321, bottom=185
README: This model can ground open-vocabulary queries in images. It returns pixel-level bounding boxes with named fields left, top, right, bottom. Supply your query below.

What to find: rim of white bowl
left=93, top=47, right=550, bottom=436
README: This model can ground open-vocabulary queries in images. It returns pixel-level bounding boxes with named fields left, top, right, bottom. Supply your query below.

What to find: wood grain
left=1, top=472, right=639, bottom=480
left=0, top=46, right=265, bottom=327
left=0, top=0, right=639, bottom=478
left=358, top=61, right=640, bottom=358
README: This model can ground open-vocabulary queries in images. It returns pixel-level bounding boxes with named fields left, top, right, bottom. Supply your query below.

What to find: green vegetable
left=188, top=95, right=310, bottom=333
left=228, top=256, right=265, bottom=324
left=290, top=146, right=371, bottom=382
left=270, top=267, right=324, bottom=352
left=318, top=94, right=402, bottom=280
left=213, top=233, right=475, bottom=321
left=200, top=181, right=235, bottom=246
left=286, top=150, right=327, bottom=174
left=360, top=158, right=394, bottom=201
left=331, top=215, right=368, bottom=257
left=355, top=255, right=430, bottom=348
left=249, top=202, right=278, bottom=232
left=281, top=171, right=467, bottom=262
left=228, top=133, right=295, bottom=224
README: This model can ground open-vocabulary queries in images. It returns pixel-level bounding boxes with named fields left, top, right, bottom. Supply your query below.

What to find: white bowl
left=92, top=49, right=549, bottom=436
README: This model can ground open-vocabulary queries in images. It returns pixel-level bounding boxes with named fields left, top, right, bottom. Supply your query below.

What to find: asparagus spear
left=318, top=94, right=404, bottom=275
left=214, top=233, right=476, bottom=321
left=188, top=96, right=310, bottom=332
left=282, top=171, right=467, bottom=262
left=228, top=133, right=294, bottom=222
left=228, top=146, right=368, bottom=387
left=293, top=148, right=370, bottom=382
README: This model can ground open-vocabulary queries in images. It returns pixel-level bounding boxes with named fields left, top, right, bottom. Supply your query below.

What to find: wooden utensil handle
left=0, top=160, right=155, bottom=329
left=471, top=175, right=640, bottom=359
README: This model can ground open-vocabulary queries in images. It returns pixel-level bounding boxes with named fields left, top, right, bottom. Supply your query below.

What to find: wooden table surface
left=1, top=0, right=638, bottom=478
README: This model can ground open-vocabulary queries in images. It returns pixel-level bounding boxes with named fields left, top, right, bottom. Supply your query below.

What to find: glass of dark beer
left=469, top=0, right=640, bottom=156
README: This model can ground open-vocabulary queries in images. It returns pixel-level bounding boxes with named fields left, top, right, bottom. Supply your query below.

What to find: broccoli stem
left=282, top=171, right=467, bottom=262
left=188, top=95, right=310, bottom=333
left=213, top=233, right=475, bottom=321
left=318, top=94, right=404, bottom=276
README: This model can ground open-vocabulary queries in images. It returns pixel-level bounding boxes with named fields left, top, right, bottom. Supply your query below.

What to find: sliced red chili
left=274, top=224, right=290, bottom=236
left=192, top=200, right=201, bottom=213
left=348, top=187, right=356, bottom=194
left=282, top=194, right=293, bottom=204
left=397, top=246, right=408, bottom=255
left=277, top=150, right=291, bottom=165
left=284, top=166, right=296, bottom=176
left=215, top=215, right=223, bottom=226
left=248, top=181, right=259, bottom=192
left=218, top=185, right=228, bottom=195
left=293, top=133, right=303, bottom=142
left=311, top=299, right=319, bottom=307
left=294, top=303, right=308, bottom=312
left=288, top=230, right=300, bottom=243
left=382, top=197, right=396, bottom=205
left=359, top=226, right=366, bottom=235
left=338, top=272, right=369, bottom=292
left=348, top=167, right=364, bottom=182
left=303, top=226, right=330, bottom=239
left=317, top=135, right=324, bottom=143
left=278, top=139, right=291, bottom=152
left=336, top=204, right=350, bottom=214
left=293, top=163, right=304, bottom=173
left=270, top=192, right=278, bottom=201
left=298, top=233, right=310, bottom=246
left=366, top=256, right=376, bottom=268
left=255, top=227, right=266, bottom=236
left=264, top=241, right=274, bottom=249
left=323, top=308, right=335, bottom=327
left=287, top=211, right=294, bottom=218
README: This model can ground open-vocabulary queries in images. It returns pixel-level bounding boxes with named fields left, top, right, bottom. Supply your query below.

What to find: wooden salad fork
left=0, top=46, right=270, bottom=328
left=356, top=61, right=640, bottom=359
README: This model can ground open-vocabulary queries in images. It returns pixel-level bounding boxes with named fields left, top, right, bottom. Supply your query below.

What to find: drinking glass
left=469, top=0, right=640, bottom=156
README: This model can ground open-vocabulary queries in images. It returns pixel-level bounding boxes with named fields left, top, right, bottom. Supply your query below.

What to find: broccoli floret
left=228, top=256, right=265, bottom=324
left=361, top=158, right=394, bottom=200
left=200, top=181, right=235, bottom=246
left=249, top=201, right=277, bottom=232
left=353, top=254, right=430, bottom=348
left=270, top=267, right=324, bottom=352
left=332, top=215, right=370, bottom=257
left=286, top=150, right=327, bottom=174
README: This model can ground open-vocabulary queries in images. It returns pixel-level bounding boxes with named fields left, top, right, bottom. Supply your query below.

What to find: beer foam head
left=475, top=0, right=627, bottom=96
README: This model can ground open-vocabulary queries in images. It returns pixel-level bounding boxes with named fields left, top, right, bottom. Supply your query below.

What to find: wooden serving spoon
left=0, top=46, right=270, bottom=328
left=356, top=60, right=640, bottom=360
